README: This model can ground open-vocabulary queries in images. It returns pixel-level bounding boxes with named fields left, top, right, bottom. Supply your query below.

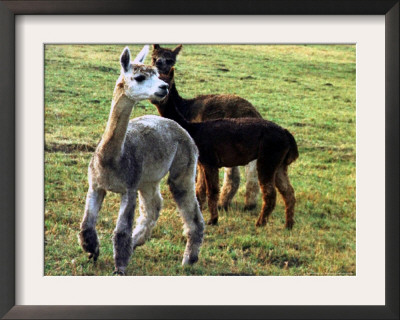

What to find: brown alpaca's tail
left=284, top=129, right=299, bottom=165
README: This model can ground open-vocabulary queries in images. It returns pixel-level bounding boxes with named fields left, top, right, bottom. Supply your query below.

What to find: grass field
left=44, top=44, right=356, bottom=276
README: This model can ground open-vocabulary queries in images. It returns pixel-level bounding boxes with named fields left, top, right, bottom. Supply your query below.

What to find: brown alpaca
left=151, top=44, right=263, bottom=211
left=151, top=69, right=299, bottom=229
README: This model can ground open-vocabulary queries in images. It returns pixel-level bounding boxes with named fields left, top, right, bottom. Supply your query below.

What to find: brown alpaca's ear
left=153, top=44, right=160, bottom=50
left=173, top=44, right=182, bottom=55
left=168, top=67, right=175, bottom=79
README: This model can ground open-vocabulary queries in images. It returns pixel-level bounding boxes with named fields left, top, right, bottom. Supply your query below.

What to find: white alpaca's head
left=118, top=46, right=168, bottom=102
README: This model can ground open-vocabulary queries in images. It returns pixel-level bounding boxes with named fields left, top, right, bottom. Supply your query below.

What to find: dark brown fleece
left=152, top=69, right=298, bottom=229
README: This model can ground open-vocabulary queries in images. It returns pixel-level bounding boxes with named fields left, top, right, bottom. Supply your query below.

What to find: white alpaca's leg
left=112, top=190, right=137, bottom=275
left=218, top=167, right=240, bottom=210
left=244, top=160, right=260, bottom=210
left=79, top=188, right=106, bottom=261
left=168, top=168, right=204, bottom=266
left=131, top=183, right=163, bottom=249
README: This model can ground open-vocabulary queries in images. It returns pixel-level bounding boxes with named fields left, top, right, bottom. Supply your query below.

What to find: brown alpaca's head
left=158, top=67, right=175, bottom=88
left=151, top=44, right=182, bottom=75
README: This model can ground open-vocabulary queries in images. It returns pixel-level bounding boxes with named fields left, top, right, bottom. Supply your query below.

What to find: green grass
left=44, top=44, right=356, bottom=276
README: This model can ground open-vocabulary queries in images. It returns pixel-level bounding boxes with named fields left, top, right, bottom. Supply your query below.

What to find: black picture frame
left=0, top=1, right=398, bottom=319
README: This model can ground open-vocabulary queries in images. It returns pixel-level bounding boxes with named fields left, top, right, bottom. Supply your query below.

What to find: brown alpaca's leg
left=218, top=166, right=240, bottom=210
left=256, top=181, right=277, bottom=227
left=275, top=166, right=296, bottom=229
left=195, top=165, right=207, bottom=210
left=255, top=158, right=278, bottom=227
left=202, top=165, right=220, bottom=225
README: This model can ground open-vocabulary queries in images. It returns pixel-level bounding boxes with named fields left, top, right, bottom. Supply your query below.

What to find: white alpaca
left=79, top=46, right=204, bottom=275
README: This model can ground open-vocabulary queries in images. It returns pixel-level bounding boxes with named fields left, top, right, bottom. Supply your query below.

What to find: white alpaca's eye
left=134, top=75, right=146, bottom=83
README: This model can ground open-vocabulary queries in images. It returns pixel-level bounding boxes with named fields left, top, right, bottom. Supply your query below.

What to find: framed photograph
left=1, top=0, right=398, bottom=319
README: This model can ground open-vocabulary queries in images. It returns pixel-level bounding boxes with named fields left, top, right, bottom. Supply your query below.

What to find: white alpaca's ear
left=120, top=47, right=131, bottom=73
left=133, top=45, right=149, bottom=65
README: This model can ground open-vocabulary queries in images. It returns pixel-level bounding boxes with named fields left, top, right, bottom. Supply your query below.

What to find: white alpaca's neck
left=97, top=86, right=135, bottom=163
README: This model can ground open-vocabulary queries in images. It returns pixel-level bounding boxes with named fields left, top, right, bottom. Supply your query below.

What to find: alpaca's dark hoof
left=244, top=204, right=257, bottom=211
left=79, top=228, right=100, bottom=261
left=255, top=218, right=266, bottom=227
left=189, top=256, right=199, bottom=265
left=207, top=218, right=218, bottom=225
left=113, top=269, right=126, bottom=276
left=88, top=248, right=99, bottom=262
left=182, top=255, right=199, bottom=266
left=285, top=221, right=294, bottom=230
